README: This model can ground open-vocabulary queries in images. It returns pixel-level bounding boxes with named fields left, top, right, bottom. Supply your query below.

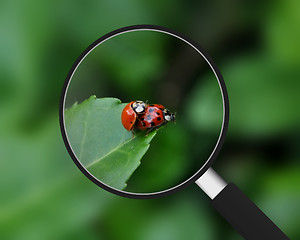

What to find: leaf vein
left=86, top=134, right=134, bottom=168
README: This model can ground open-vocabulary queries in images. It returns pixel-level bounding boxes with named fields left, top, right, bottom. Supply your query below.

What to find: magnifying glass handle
left=196, top=168, right=289, bottom=240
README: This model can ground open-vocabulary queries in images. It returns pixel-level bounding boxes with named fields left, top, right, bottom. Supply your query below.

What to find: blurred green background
left=1, top=0, right=299, bottom=239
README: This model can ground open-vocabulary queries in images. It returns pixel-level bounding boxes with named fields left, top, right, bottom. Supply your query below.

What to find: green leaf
left=65, top=96, right=156, bottom=190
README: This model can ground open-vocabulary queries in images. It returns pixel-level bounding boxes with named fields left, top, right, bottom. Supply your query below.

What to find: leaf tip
left=144, top=130, right=157, bottom=143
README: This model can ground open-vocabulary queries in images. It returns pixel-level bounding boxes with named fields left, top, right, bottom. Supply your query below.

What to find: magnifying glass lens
left=61, top=26, right=226, bottom=197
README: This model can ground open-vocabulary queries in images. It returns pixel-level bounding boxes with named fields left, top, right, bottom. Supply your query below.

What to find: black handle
left=211, top=183, right=289, bottom=240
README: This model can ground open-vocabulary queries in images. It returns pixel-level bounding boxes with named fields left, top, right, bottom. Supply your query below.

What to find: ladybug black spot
left=149, top=108, right=154, bottom=113
left=151, top=122, right=155, bottom=127
left=140, top=117, right=144, bottom=121
left=156, top=112, right=160, bottom=115
left=157, top=117, right=161, bottom=121
left=142, top=122, right=145, bottom=126
left=159, top=108, right=164, bottom=111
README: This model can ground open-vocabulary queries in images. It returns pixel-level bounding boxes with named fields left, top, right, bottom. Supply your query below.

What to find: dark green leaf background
left=1, top=0, right=300, bottom=239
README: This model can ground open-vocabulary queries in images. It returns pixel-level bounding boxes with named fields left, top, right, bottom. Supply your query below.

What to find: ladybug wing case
left=121, top=102, right=137, bottom=131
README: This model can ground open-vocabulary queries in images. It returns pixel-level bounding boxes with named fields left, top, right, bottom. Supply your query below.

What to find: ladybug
left=121, top=101, right=147, bottom=131
left=135, top=104, right=175, bottom=133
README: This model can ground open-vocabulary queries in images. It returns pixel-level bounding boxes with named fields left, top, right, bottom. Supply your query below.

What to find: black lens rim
left=59, top=24, right=229, bottom=199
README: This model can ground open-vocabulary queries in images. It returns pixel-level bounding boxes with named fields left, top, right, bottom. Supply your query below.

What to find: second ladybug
left=135, top=104, right=175, bottom=133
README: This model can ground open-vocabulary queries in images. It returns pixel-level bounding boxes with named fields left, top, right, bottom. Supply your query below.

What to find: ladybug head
left=163, top=109, right=175, bottom=122
left=132, top=101, right=146, bottom=114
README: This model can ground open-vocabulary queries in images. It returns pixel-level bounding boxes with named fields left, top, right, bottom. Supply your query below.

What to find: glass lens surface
left=63, top=28, right=224, bottom=195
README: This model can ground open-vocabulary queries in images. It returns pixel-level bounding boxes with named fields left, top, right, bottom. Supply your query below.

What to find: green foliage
left=0, top=118, right=114, bottom=240
left=65, top=96, right=156, bottom=190
left=1, top=0, right=300, bottom=239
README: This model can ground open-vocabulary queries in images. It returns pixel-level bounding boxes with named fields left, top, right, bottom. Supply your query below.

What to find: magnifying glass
left=59, top=25, right=289, bottom=240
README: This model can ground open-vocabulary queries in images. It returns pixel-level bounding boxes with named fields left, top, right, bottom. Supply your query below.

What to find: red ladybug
left=135, top=104, right=175, bottom=132
left=121, top=101, right=147, bottom=131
